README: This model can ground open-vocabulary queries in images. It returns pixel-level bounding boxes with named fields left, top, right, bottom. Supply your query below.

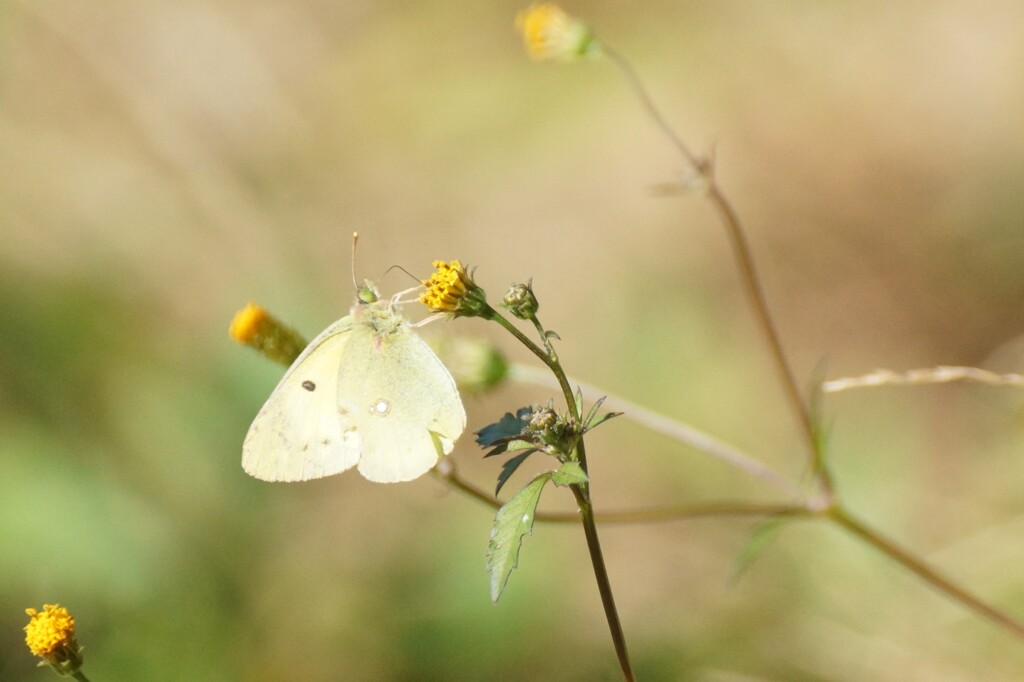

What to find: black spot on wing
left=302, top=380, right=316, bottom=392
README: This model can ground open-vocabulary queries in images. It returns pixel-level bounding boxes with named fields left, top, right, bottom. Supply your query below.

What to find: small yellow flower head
left=24, top=604, right=84, bottom=675
left=420, top=260, right=490, bottom=318
left=516, top=4, right=597, bottom=61
left=229, top=301, right=307, bottom=367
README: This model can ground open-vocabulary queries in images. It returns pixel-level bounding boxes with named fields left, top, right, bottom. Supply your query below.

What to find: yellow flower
left=25, top=604, right=75, bottom=657
left=516, top=4, right=596, bottom=61
left=24, top=604, right=84, bottom=675
left=420, top=260, right=488, bottom=317
left=230, top=301, right=307, bottom=366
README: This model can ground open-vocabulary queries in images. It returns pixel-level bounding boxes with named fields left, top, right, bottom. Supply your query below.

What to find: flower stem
left=485, top=305, right=631, bottom=677
left=826, top=505, right=1024, bottom=640
left=487, top=308, right=577, bottom=418
left=72, top=672, right=92, bottom=682
left=572, top=484, right=636, bottom=681
left=601, top=45, right=700, bottom=168
left=603, top=43, right=833, bottom=499
left=704, top=186, right=832, bottom=495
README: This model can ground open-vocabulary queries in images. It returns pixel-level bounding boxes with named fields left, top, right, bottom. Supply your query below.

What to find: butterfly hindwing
left=337, top=321, right=467, bottom=483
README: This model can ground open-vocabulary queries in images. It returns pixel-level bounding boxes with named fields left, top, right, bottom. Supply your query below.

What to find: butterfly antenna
left=383, top=265, right=426, bottom=305
left=350, top=232, right=361, bottom=291
left=384, top=264, right=421, bottom=285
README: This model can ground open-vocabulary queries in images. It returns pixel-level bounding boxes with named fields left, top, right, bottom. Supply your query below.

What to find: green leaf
left=729, top=519, right=788, bottom=586
left=495, top=450, right=537, bottom=495
left=583, top=395, right=607, bottom=427
left=476, top=408, right=531, bottom=447
left=551, top=461, right=588, bottom=487
left=486, top=472, right=553, bottom=602
left=579, top=396, right=623, bottom=433
left=483, top=439, right=536, bottom=458
left=585, top=410, right=622, bottom=432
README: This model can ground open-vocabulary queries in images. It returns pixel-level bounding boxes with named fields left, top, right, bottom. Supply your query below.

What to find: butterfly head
left=356, top=280, right=381, bottom=305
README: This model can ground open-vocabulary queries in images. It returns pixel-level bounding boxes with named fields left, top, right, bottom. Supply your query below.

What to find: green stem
left=572, top=484, right=636, bottom=681
left=487, top=308, right=576, bottom=416
left=71, top=672, right=92, bottom=682
left=531, top=316, right=558, bottom=359
left=827, top=505, right=1024, bottom=640
left=484, top=306, right=629, bottom=676
left=487, top=308, right=591, bottom=475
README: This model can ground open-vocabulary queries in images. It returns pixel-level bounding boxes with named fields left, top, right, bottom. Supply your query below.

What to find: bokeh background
left=3, top=1, right=1024, bottom=679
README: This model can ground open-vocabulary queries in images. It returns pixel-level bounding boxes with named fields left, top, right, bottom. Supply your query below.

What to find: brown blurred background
left=3, top=1, right=1024, bottom=679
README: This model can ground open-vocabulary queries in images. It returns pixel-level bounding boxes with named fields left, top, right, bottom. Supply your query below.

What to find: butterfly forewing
left=242, top=317, right=361, bottom=481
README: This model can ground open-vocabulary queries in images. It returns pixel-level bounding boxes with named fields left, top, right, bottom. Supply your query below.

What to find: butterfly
left=242, top=281, right=466, bottom=483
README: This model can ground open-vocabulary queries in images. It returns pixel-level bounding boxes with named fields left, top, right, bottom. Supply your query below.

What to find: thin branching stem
left=566, top=501, right=810, bottom=524
left=510, top=363, right=805, bottom=499
left=435, top=460, right=1024, bottom=640
left=827, top=506, right=1024, bottom=640
left=601, top=45, right=700, bottom=168
left=434, top=462, right=809, bottom=523
left=602, top=42, right=834, bottom=499
left=704, top=186, right=834, bottom=497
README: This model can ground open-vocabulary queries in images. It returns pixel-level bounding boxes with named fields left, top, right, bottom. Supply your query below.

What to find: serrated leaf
left=728, top=519, right=787, bottom=587
left=486, top=472, right=553, bottom=602
left=551, top=461, right=588, bottom=487
left=495, top=450, right=537, bottom=495
left=476, top=408, right=531, bottom=447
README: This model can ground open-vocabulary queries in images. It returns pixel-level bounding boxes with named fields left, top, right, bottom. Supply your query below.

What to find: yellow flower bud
left=229, top=301, right=307, bottom=366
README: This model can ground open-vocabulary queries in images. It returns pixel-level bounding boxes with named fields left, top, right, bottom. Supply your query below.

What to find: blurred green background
left=3, top=1, right=1024, bottom=679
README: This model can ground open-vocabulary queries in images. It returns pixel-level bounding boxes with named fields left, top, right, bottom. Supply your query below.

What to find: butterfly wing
left=336, top=321, right=467, bottom=483
left=242, top=316, right=362, bottom=481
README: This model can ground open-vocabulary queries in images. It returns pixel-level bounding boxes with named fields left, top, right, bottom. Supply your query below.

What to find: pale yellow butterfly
left=242, top=279, right=466, bottom=483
